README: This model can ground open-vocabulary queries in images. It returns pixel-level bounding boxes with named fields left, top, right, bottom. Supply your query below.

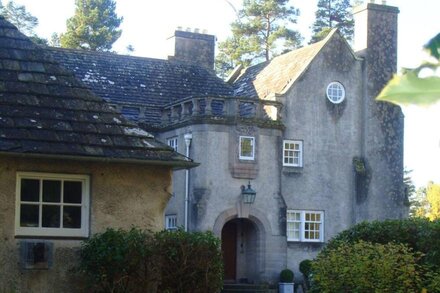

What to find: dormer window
left=239, top=136, right=255, bottom=160
left=326, top=81, right=345, bottom=104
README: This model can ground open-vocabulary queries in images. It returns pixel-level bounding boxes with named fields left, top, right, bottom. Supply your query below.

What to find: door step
left=222, top=283, right=277, bottom=293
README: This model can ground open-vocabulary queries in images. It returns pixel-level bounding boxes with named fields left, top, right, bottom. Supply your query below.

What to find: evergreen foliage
left=310, top=219, right=440, bottom=292
left=310, top=0, right=355, bottom=44
left=216, top=0, right=302, bottom=78
left=0, top=0, right=38, bottom=36
left=60, top=0, right=123, bottom=51
left=279, top=269, right=294, bottom=283
left=0, top=0, right=47, bottom=44
left=77, top=228, right=223, bottom=293
left=311, top=241, right=422, bottom=292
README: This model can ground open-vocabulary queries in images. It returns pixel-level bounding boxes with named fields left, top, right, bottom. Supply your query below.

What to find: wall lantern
left=241, top=181, right=256, bottom=204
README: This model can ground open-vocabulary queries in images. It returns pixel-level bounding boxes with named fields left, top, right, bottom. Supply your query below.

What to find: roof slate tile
left=0, top=16, right=195, bottom=167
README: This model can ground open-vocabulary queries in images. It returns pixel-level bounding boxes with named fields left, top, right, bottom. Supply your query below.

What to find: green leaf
left=377, top=69, right=440, bottom=105
left=424, top=32, right=440, bottom=60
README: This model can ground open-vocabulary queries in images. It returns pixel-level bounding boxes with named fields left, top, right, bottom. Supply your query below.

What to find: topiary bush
left=311, top=241, right=422, bottom=293
left=77, top=228, right=223, bottom=293
left=299, top=259, right=312, bottom=279
left=279, top=269, right=294, bottom=283
left=299, top=259, right=313, bottom=290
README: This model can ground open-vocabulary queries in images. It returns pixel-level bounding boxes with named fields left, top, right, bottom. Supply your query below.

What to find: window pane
left=43, top=180, right=61, bottom=202
left=20, top=204, right=39, bottom=227
left=21, top=179, right=39, bottom=202
left=240, top=137, right=254, bottom=158
left=63, top=206, right=81, bottom=228
left=305, top=213, right=310, bottom=221
left=316, top=213, right=321, bottom=221
left=42, top=205, right=60, bottom=228
left=64, top=181, right=82, bottom=204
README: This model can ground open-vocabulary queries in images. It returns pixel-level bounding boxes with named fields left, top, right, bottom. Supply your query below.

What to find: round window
left=326, top=82, right=345, bottom=104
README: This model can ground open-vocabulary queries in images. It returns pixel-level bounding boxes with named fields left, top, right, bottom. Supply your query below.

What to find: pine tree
left=60, top=0, right=123, bottom=51
left=216, top=0, right=302, bottom=77
left=0, top=0, right=38, bottom=36
left=310, top=0, right=355, bottom=44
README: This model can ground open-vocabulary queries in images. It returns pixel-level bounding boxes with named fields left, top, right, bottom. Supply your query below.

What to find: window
left=15, top=172, right=90, bottom=238
left=326, top=81, right=345, bottom=104
left=167, top=137, right=178, bottom=151
left=165, top=214, right=177, bottom=230
left=283, top=140, right=303, bottom=167
left=287, top=210, right=324, bottom=242
left=239, top=136, right=255, bottom=160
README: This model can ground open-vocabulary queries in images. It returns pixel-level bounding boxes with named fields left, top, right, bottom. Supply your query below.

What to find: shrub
left=77, top=227, right=155, bottom=293
left=78, top=228, right=223, bottom=293
left=279, top=269, right=294, bottom=283
left=326, top=218, right=440, bottom=269
left=311, top=241, right=422, bottom=293
left=154, top=229, right=223, bottom=293
left=299, top=259, right=312, bottom=278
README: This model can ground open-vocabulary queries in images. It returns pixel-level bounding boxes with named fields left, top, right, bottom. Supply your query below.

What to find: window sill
left=15, top=235, right=88, bottom=240
left=287, top=241, right=325, bottom=250
left=282, top=166, right=303, bottom=175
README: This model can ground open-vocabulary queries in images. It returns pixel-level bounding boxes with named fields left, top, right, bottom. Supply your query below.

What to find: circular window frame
left=326, top=81, right=346, bottom=104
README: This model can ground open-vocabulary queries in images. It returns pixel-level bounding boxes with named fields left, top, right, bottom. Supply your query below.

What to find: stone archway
left=214, top=207, right=272, bottom=283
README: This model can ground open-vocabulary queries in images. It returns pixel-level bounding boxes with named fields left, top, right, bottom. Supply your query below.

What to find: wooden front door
left=221, top=221, right=237, bottom=281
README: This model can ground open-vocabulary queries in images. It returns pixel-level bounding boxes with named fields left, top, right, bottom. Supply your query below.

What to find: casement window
left=165, top=214, right=177, bottom=230
left=239, top=136, right=255, bottom=160
left=167, top=137, right=178, bottom=152
left=283, top=140, right=303, bottom=167
left=15, top=172, right=90, bottom=238
left=287, top=210, right=324, bottom=242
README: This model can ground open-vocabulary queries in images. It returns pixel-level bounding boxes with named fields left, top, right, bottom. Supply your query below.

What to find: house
left=47, top=2, right=405, bottom=284
left=0, top=16, right=197, bottom=292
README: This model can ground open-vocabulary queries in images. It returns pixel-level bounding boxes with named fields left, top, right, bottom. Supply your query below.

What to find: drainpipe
left=184, top=133, right=192, bottom=232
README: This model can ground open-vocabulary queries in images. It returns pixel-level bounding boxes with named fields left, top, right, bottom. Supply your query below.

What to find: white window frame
left=326, top=81, right=345, bottom=104
left=283, top=140, right=303, bottom=167
left=165, top=214, right=177, bottom=230
left=239, top=136, right=255, bottom=160
left=287, top=210, right=324, bottom=242
left=167, top=137, right=178, bottom=152
left=15, top=172, right=90, bottom=238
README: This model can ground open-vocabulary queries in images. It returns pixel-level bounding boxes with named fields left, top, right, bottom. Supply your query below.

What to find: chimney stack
left=168, top=28, right=216, bottom=70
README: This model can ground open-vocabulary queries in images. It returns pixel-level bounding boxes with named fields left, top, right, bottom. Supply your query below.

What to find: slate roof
left=49, top=47, right=234, bottom=126
left=0, top=16, right=196, bottom=168
left=231, top=31, right=335, bottom=99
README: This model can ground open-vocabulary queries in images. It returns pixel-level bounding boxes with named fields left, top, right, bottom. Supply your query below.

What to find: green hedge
left=325, top=218, right=440, bottom=269
left=309, top=218, right=440, bottom=292
left=311, top=241, right=422, bottom=292
left=77, top=228, right=223, bottom=293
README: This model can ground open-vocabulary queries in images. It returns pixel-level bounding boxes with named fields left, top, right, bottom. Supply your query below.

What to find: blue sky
left=13, top=0, right=440, bottom=187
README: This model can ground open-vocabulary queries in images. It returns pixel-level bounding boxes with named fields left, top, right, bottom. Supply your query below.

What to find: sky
left=11, top=0, right=440, bottom=188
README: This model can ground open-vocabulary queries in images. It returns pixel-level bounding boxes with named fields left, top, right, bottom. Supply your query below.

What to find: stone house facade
left=47, top=2, right=405, bottom=284
left=0, top=16, right=196, bottom=292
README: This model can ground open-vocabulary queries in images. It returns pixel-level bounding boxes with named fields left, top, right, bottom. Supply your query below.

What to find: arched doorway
left=221, top=218, right=260, bottom=283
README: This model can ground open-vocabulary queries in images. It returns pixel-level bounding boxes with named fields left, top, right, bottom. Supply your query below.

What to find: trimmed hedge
left=77, top=228, right=223, bottom=293
left=325, top=218, right=440, bottom=269
left=311, top=241, right=422, bottom=292
left=309, top=218, right=440, bottom=292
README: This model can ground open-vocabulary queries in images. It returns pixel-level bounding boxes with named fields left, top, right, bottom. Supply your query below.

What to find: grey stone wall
left=354, top=4, right=406, bottom=221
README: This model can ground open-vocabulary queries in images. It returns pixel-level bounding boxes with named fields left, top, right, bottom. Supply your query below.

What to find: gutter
left=0, top=151, right=199, bottom=170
